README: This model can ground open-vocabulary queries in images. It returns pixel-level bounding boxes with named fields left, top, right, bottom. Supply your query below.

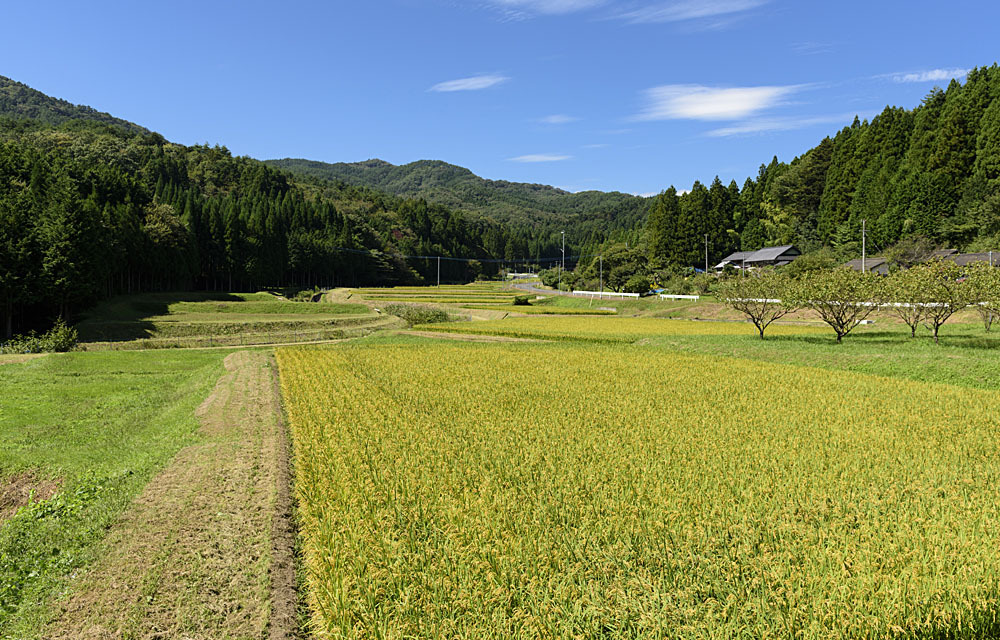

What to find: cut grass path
left=24, top=351, right=295, bottom=639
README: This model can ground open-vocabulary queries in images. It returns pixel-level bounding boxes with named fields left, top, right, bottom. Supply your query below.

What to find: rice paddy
left=414, top=315, right=826, bottom=342
left=277, top=340, right=1000, bottom=638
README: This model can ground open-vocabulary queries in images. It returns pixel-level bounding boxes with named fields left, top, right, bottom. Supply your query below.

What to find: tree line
left=719, top=260, right=1000, bottom=343
left=0, top=118, right=569, bottom=338
left=639, top=64, right=1000, bottom=273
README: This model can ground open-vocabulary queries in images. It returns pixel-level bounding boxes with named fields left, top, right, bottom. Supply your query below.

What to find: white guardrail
left=572, top=290, right=640, bottom=298
left=727, top=298, right=957, bottom=308
left=660, top=294, right=700, bottom=300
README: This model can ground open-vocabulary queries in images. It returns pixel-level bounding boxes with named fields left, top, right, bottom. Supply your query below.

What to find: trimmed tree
left=789, top=267, right=885, bottom=343
left=965, top=261, right=1000, bottom=332
left=718, top=270, right=796, bottom=339
left=885, top=267, right=926, bottom=338
left=915, top=259, right=973, bottom=343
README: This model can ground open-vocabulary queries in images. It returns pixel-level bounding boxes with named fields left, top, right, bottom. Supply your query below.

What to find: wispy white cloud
left=635, top=84, right=801, bottom=121
left=791, top=41, right=835, bottom=55
left=634, top=191, right=658, bottom=197
left=429, top=74, right=510, bottom=92
left=582, top=143, right=610, bottom=149
left=891, top=68, right=969, bottom=83
left=509, top=153, right=573, bottom=162
left=539, top=114, right=580, bottom=124
left=491, top=0, right=605, bottom=16
left=618, top=0, right=769, bottom=24
left=704, top=112, right=868, bottom=137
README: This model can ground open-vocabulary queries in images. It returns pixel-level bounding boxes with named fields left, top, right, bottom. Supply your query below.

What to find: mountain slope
left=0, top=74, right=147, bottom=134
left=264, top=157, right=650, bottom=227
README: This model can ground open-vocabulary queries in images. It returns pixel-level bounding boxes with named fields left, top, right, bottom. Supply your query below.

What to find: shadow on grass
left=75, top=292, right=245, bottom=342
left=764, top=330, right=1000, bottom=351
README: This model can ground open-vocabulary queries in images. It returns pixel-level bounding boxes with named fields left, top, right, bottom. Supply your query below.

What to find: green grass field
left=0, top=350, right=224, bottom=634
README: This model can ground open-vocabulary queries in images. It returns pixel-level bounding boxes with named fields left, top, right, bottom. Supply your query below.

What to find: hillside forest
left=3, top=65, right=1000, bottom=336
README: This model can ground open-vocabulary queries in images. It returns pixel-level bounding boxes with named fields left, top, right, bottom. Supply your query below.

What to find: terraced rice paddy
left=75, top=292, right=384, bottom=348
left=416, top=315, right=826, bottom=342
left=277, top=341, right=1000, bottom=638
left=351, top=284, right=521, bottom=306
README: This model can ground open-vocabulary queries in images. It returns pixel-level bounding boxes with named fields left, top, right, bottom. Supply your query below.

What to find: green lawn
left=0, top=349, right=224, bottom=633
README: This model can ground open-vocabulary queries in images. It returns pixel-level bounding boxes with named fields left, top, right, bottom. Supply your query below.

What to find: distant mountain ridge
left=264, top=157, right=650, bottom=226
left=0, top=74, right=148, bottom=134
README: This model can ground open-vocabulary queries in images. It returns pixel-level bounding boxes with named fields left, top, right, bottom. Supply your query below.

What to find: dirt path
left=43, top=350, right=298, bottom=639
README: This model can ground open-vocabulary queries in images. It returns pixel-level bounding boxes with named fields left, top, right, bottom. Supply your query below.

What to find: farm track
left=43, top=350, right=298, bottom=639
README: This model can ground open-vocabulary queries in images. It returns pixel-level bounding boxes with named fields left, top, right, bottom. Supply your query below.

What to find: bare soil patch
left=44, top=350, right=298, bottom=639
left=0, top=354, right=46, bottom=366
left=0, top=472, right=60, bottom=523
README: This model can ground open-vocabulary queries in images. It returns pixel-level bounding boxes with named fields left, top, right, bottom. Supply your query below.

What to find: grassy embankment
left=0, top=350, right=223, bottom=634
left=75, top=291, right=394, bottom=349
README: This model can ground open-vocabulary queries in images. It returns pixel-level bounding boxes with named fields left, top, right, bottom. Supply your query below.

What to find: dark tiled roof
left=745, top=245, right=800, bottom=263
left=844, top=257, right=888, bottom=271
left=946, top=252, right=1000, bottom=267
left=718, top=251, right=755, bottom=264
left=931, top=249, right=958, bottom=258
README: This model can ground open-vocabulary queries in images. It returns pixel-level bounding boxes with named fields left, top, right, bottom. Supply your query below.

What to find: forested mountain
left=1, top=79, right=593, bottom=338
left=5, top=64, right=1000, bottom=330
left=265, top=157, right=650, bottom=228
left=0, top=75, right=147, bottom=134
left=637, top=64, right=1000, bottom=273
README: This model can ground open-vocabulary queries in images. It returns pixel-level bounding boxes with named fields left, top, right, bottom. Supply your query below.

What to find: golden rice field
left=416, top=315, right=826, bottom=342
left=351, top=284, right=522, bottom=306
left=460, top=304, right=616, bottom=315
left=277, top=341, right=1000, bottom=639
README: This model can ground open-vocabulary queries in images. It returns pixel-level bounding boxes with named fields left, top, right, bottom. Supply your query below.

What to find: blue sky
left=3, top=1, right=997, bottom=195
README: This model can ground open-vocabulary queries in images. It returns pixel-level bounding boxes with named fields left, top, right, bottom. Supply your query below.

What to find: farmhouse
left=844, top=256, right=890, bottom=275
left=714, top=245, right=801, bottom=272
left=714, top=250, right=755, bottom=271
left=945, top=252, right=1000, bottom=267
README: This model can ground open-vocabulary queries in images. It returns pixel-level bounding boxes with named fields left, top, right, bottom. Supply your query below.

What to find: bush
left=513, top=295, right=532, bottom=306
left=0, top=319, right=79, bottom=354
left=623, top=274, right=651, bottom=294
left=382, top=304, right=450, bottom=326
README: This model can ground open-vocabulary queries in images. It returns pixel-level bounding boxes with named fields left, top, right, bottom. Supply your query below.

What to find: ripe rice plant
left=415, top=316, right=825, bottom=342
left=277, top=342, right=1000, bottom=638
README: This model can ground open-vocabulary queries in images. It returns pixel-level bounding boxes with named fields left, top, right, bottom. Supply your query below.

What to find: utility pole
left=599, top=255, right=603, bottom=299
left=704, top=234, right=708, bottom=274
left=861, top=219, right=866, bottom=273
left=437, top=256, right=441, bottom=287
left=560, top=230, right=565, bottom=291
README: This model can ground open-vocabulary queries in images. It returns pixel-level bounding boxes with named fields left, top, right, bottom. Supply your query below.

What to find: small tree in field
left=885, top=267, right=926, bottom=338
left=915, top=260, right=974, bottom=343
left=965, top=261, right=1000, bottom=332
left=789, top=268, right=885, bottom=343
left=718, top=270, right=796, bottom=339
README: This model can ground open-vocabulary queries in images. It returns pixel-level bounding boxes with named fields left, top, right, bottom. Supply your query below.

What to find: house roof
left=931, top=249, right=958, bottom=258
left=714, top=251, right=755, bottom=268
left=946, top=252, right=999, bottom=267
left=844, top=256, right=888, bottom=271
left=745, top=245, right=800, bottom=263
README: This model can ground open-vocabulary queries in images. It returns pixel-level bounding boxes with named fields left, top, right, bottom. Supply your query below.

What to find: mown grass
left=278, top=341, right=1000, bottom=638
left=647, top=321, right=1000, bottom=391
left=0, top=350, right=224, bottom=634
